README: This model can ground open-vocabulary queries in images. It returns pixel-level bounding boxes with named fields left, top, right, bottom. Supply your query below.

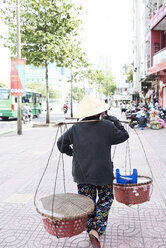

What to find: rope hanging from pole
left=34, top=121, right=95, bottom=238
left=113, top=125, right=153, bottom=206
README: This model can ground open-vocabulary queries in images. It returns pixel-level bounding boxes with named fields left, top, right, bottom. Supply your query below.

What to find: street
left=0, top=108, right=166, bottom=247
left=0, top=110, right=71, bottom=134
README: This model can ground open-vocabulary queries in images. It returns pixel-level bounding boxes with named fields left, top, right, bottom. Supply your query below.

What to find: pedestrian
left=138, top=113, right=147, bottom=130
left=121, top=102, right=126, bottom=113
left=120, top=101, right=123, bottom=113
left=57, top=95, right=129, bottom=248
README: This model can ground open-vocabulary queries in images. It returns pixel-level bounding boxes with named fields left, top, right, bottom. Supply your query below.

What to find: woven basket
left=36, top=193, right=95, bottom=238
left=113, top=176, right=152, bottom=205
left=150, top=122, right=161, bottom=130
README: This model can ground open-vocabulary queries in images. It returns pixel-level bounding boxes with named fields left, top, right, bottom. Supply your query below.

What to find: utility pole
left=16, top=0, right=22, bottom=135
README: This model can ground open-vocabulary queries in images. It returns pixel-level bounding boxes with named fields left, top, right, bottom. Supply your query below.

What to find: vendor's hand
left=105, top=115, right=119, bottom=124
left=100, top=112, right=106, bottom=119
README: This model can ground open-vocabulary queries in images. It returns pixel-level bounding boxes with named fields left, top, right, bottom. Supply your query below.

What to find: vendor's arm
left=57, top=127, right=73, bottom=156
left=105, top=115, right=129, bottom=144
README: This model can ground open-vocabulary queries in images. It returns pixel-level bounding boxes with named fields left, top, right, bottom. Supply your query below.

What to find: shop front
left=148, top=62, right=166, bottom=109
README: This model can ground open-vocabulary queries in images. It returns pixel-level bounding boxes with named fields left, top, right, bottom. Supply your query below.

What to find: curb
left=32, top=118, right=75, bottom=128
left=0, top=118, right=76, bottom=135
left=0, top=123, right=33, bottom=136
left=32, top=121, right=59, bottom=128
left=0, top=129, right=17, bottom=136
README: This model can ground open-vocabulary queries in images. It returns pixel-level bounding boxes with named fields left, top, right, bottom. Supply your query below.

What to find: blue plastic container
left=116, top=169, right=138, bottom=184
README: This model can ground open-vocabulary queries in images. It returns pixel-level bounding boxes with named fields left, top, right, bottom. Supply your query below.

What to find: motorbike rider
left=63, top=103, right=68, bottom=113
left=22, top=103, right=33, bottom=121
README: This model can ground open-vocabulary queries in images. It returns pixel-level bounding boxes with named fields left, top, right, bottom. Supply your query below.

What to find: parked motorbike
left=128, top=114, right=139, bottom=128
left=158, top=107, right=166, bottom=121
left=125, top=106, right=140, bottom=120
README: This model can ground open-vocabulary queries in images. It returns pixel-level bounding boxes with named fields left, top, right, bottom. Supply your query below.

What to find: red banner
left=11, top=59, right=26, bottom=96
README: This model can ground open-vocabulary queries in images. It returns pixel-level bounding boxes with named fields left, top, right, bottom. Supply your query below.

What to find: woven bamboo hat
left=74, top=94, right=110, bottom=119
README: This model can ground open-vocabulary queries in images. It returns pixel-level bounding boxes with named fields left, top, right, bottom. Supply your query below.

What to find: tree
left=26, top=82, right=60, bottom=99
left=0, top=0, right=82, bottom=123
left=63, top=41, right=90, bottom=117
left=0, top=83, right=7, bottom=88
left=101, top=71, right=117, bottom=97
left=100, top=78, right=117, bottom=97
left=127, top=70, right=133, bottom=83
left=72, top=86, right=85, bottom=102
left=88, top=69, right=117, bottom=97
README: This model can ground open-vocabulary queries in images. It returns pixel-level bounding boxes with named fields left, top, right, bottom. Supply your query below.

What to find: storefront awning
left=113, top=95, right=131, bottom=101
left=140, top=74, right=159, bottom=83
left=148, top=61, right=166, bottom=75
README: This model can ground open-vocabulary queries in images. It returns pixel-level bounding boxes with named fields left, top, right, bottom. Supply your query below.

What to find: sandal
left=89, top=230, right=101, bottom=248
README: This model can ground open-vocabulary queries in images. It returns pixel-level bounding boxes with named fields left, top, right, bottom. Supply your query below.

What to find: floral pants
left=77, top=184, right=114, bottom=236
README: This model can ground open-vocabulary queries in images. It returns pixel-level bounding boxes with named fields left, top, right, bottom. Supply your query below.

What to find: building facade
left=133, top=0, right=166, bottom=109
left=25, top=64, right=70, bottom=104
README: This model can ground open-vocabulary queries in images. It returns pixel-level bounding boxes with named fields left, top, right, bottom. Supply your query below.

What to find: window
left=24, top=92, right=33, bottom=103
left=154, top=42, right=160, bottom=54
left=164, top=33, right=166, bottom=47
left=0, top=89, right=10, bottom=100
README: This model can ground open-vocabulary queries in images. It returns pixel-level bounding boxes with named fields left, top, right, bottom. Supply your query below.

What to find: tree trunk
left=46, top=60, right=50, bottom=123
left=70, top=67, right=73, bottom=118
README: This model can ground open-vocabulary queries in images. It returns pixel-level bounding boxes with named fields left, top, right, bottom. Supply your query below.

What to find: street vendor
left=57, top=95, right=129, bottom=248
left=150, top=110, right=165, bottom=129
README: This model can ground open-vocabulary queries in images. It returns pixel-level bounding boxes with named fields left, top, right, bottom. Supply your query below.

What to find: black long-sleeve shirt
left=57, top=116, right=129, bottom=186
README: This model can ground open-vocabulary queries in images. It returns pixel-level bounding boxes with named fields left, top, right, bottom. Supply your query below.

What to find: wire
left=34, top=125, right=60, bottom=207
left=133, top=128, right=154, bottom=197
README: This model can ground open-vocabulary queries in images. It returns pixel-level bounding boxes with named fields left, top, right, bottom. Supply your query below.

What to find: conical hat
left=74, top=95, right=110, bottom=119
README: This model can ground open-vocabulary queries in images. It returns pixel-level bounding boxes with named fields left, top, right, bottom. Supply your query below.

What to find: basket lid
left=36, top=193, right=95, bottom=220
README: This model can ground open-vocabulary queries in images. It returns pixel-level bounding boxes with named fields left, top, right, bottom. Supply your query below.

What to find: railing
left=153, top=47, right=166, bottom=66
left=150, top=3, right=166, bottom=29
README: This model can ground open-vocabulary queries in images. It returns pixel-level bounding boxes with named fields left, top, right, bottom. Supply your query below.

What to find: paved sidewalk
left=0, top=108, right=166, bottom=247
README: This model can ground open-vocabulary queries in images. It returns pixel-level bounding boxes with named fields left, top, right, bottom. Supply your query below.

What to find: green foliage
left=0, top=83, right=7, bottom=88
left=92, top=70, right=106, bottom=86
left=102, top=70, right=117, bottom=96
left=87, top=69, right=117, bottom=97
left=100, top=79, right=117, bottom=97
left=127, top=70, right=133, bottom=83
left=72, top=86, right=85, bottom=102
left=49, top=87, right=60, bottom=99
left=26, top=82, right=60, bottom=99
left=0, top=0, right=83, bottom=67
left=72, top=55, right=92, bottom=83
left=0, top=0, right=84, bottom=122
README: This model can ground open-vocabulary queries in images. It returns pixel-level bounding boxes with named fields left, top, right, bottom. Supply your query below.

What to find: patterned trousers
left=77, top=184, right=114, bottom=236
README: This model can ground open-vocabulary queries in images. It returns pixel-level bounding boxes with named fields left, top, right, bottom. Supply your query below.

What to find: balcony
left=150, top=3, right=166, bottom=30
left=153, top=47, right=166, bottom=66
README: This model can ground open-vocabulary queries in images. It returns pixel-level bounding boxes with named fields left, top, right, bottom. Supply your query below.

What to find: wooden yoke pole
left=57, top=119, right=129, bottom=126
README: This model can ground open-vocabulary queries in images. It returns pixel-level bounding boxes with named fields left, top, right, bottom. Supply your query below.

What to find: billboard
left=11, top=59, right=26, bottom=96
